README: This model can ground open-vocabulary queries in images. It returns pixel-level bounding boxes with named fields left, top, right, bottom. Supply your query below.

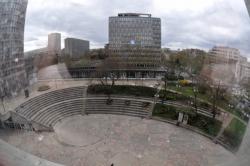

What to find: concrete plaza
left=0, top=114, right=234, bottom=166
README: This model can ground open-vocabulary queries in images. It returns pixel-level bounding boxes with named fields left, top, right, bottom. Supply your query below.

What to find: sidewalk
left=0, top=139, right=63, bottom=166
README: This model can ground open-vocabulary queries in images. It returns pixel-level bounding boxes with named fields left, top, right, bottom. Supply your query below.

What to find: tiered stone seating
left=85, top=98, right=152, bottom=118
left=15, top=86, right=86, bottom=119
left=14, top=86, right=154, bottom=128
left=32, top=99, right=84, bottom=127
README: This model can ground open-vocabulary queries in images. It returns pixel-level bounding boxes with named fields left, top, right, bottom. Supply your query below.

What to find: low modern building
left=108, top=13, right=161, bottom=76
left=64, top=38, right=89, bottom=60
left=0, top=0, right=28, bottom=97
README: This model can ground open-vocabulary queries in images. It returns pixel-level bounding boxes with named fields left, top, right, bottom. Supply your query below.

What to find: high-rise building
left=109, top=13, right=161, bottom=70
left=64, top=38, right=89, bottom=59
left=0, top=0, right=28, bottom=97
left=48, top=33, right=61, bottom=57
left=246, top=0, right=250, bottom=16
left=24, top=33, right=62, bottom=82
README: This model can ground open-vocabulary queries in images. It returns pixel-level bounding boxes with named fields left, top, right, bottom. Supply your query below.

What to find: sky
left=24, top=0, right=250, bottom=60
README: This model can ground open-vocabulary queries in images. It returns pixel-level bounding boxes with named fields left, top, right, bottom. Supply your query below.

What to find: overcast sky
left=25, top=0, right=250, bottom=59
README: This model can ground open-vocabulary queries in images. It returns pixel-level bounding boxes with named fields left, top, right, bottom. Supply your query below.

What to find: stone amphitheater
left=0, top=83, right=235, bottom=166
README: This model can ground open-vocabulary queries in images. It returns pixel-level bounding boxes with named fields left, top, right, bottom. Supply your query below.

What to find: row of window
left=109, top=43, right=161, bottom=48
left=110, top=17, right=160, bottom=23
left=0, top=66, right=25, bottom=78
left=110, top=24, right=160, bottom=29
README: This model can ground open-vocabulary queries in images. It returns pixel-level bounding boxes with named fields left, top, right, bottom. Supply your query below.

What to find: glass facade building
left=109, top=13, right=161, bottom=69
left=246, top=0, right=250, bottom=16
left=64, top=38, right=90, bottom=60
left=0, top=0, right=28, bottom=97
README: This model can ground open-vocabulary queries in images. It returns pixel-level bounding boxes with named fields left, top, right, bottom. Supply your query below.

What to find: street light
left=0, top=62, right=6, bottom=113
left=0, top=95, right=6, bottom=113
left=193, top=86, right=198, bottom=113
left=0, top=84, right=6, bottom=113
left=150, top=94, right=159, bottom=118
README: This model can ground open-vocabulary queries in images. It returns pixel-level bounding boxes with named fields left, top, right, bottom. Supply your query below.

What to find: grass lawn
left=165, top=85, right=248, bottom=122
left=188, top=114, right=222, bottom=137
left=153, top=103, right=222, bottom=137
left=166, top=85, right=212, bottom=102
left=222, top=118, right=247, bottom=150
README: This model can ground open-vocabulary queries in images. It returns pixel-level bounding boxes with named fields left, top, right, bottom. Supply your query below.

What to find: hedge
left=87, top=84, right=157, bottom=97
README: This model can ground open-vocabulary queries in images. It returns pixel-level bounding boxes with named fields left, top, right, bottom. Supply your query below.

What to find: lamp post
left=193, top=86, right=198, bottom=113
left=14, top=58, right=19, bottom=97
left=0, top=82, right=6, bottom=113
left=0, top=63, right=6, bottom=113
left=151, top=93, right=159, bottom=118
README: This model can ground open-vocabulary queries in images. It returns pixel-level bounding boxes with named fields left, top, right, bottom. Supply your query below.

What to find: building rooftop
left=118, top=13, right=152, bottom=17
left=65, top=38, right=89, bottom=42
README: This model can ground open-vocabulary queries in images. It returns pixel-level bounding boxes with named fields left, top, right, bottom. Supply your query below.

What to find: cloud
left=24, top=0, right=250, bottom=58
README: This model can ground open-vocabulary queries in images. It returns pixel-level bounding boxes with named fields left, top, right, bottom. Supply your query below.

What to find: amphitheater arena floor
left=0, top=114, right=235, bottom=166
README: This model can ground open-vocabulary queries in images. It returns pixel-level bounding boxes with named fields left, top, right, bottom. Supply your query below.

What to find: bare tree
left=95, top=56, right=123, bottom=86
left=211, top=82, right=221, bottom=118
left=199, top=63, right=232, bottom=118
left=94, top=56, right=124, bottom=102
left=161, top=55, right=172, bottom=100
left=191, top=76, right=199, bottom=113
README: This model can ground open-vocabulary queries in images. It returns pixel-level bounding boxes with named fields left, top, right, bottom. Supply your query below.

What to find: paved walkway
left=0, top=139, right=63, bottom=166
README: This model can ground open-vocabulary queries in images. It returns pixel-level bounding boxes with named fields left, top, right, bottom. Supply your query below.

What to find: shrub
left=179, top=80, right=190, bottom=86
left=164, top=75, right=184, bottom=81
left=159, top=90, right=177, bottom=100
left=166, top=75, right=178, bottom=81
left=167, top=82, right=177, bottom=86
left=153, top=104, right=179, bottom=120
left=159, top=90, right=190, bottom=101
left=198, top=84, right=209, bottom=94
left=175, top=94, right=190, bottom=101
left=87, top=85, right=157, bottom=97
left=38, top=85, right=50, bottom=92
